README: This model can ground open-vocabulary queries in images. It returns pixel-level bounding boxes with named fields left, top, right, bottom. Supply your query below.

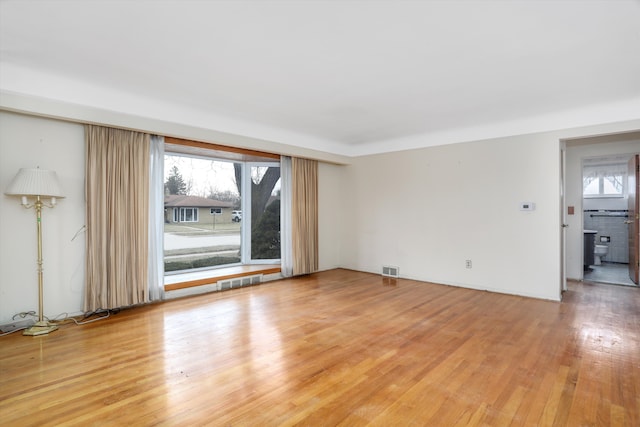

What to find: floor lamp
left=5, top=168, right=65, bottom=336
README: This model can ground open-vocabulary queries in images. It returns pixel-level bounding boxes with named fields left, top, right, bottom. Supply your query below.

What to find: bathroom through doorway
left=582, top=152, right=639, bottom=287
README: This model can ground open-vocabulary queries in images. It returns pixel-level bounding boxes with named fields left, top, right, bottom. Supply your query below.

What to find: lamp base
left=23, top=321, right=58, bottom=336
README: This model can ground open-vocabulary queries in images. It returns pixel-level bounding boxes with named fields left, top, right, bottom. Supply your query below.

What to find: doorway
left=564, top=131, right=640, bottom=288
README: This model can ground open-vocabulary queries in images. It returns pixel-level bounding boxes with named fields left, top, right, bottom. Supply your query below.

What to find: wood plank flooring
left=1, top=269, right=638, bottom=426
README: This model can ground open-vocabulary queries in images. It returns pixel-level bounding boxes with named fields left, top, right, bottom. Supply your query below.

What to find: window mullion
left=599, top=177, right=604, bottom=195
left=241, top=163, right=251, bottom=263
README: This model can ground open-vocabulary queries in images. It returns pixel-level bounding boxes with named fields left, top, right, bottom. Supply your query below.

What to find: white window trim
left=583, top=164, right=628, bottom=199
left=242, top=161, right=282, bottom=265
left=180, top=207, right=199, bottom=223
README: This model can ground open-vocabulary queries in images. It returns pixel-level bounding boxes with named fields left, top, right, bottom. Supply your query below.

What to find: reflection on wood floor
left=1, top=269, right=638, bottom=426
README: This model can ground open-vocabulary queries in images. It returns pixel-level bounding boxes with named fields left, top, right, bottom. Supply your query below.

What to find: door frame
left=560, top=143, right=568, bottom=293
left=561, top=130, right=640, bottom=290
left=628, top=154, right=639, bottom=284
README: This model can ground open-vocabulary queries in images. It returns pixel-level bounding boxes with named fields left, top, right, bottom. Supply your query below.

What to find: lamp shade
left=4, top=168, right=65, bottom=198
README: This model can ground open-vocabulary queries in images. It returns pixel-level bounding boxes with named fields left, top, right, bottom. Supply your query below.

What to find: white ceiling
left=1, top=0, right=639, bottom=157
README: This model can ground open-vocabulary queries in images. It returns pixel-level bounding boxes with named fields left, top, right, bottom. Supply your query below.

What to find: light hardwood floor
left=1, top=269, right=638, bottom=426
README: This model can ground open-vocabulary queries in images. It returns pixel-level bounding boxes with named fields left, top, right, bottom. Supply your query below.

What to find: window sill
left=164, top=264, right=281, bottom=291
left=583, top=194, right=625, bottom=199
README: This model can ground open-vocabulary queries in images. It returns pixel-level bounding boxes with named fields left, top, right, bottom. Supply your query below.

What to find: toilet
left=594, top=244, right=609, bottom=265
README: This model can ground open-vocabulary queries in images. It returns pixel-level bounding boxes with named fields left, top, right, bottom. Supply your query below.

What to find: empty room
left=1, top=1, right=639, bottom=425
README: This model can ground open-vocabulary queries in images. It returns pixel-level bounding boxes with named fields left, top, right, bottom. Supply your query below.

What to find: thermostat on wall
left=520, top=202, right=535, bottom=211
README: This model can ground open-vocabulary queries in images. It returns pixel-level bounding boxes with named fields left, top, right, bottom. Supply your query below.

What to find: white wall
left=0, top=110, right=349, bottom=323
left=564, top=133, right=640, bottom=280
left=318, top=162, right=346, bottom=271
left=339, top=133, right=563, bottom=300
left=339, top=122, right=640, bottom=300
left=0, top=111, right=85, bottom=324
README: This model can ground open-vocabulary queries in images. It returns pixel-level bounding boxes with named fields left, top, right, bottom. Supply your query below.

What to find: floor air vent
left=218, top=274, right=263, bottom=291
left=382, top=265, right=399, bottom=278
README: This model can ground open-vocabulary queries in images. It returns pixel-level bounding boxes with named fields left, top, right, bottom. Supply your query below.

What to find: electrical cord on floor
left=13, top=311, right=37, bottom=320
left=52, top=309, right=117, bottom=325
left=0, top=311, right=38, bottom=336
left=1, top=309, right=120, bottom=336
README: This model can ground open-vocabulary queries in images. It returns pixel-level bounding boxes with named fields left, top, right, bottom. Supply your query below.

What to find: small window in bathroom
left=583, top=162, right=627, bottom=198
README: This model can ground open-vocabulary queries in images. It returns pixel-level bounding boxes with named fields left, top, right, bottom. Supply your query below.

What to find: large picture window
left=163, top=144, right=281, bottom=274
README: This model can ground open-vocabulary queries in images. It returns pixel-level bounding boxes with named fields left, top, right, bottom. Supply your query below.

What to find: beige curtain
left=84, top=125, right=151, bottom=311
left=291, top=158, right=318, bottom=275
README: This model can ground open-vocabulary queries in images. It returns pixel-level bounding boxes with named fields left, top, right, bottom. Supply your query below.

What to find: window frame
left=164, top=137, right=281, bottom=275
left=583, top=163, right=628, bottom=199
left=241, top=161, right=282, bottom=265
left=179, top=207, right=199, bottom=222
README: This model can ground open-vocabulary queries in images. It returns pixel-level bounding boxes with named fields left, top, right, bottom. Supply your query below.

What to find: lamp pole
left=23, top=196, right=59, bottom=336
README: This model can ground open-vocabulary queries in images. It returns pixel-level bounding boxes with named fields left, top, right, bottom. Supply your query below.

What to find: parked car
left=232, top=210, right=242, bottom=222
